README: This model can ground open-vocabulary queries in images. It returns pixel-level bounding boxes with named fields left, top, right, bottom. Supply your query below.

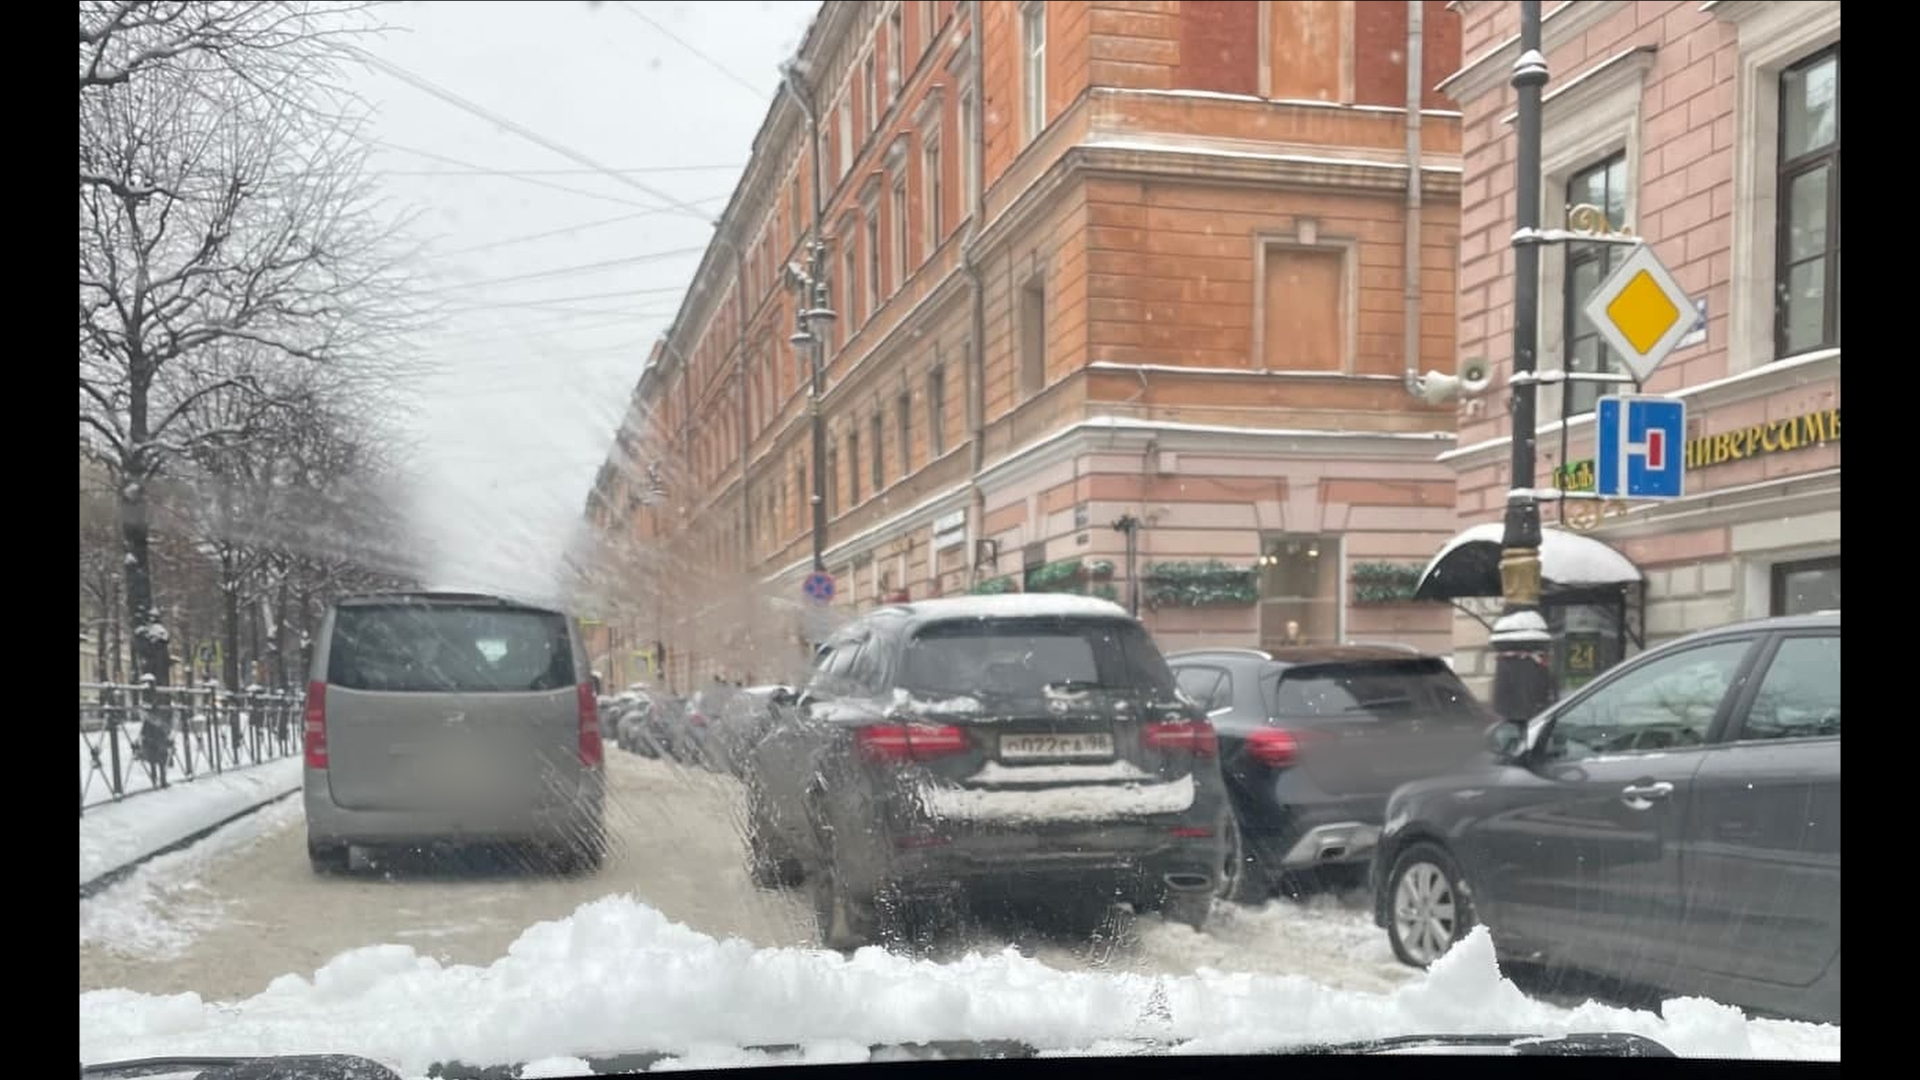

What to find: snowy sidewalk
left=80, top=757, right=302, bottom=889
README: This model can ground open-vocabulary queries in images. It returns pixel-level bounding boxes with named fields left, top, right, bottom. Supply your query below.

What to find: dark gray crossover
left=1371, top=612, right=1840, bottom=1025
left=743, top=594, right=1229, bottom=949
left=1168, top=645, right=1495, bottom=904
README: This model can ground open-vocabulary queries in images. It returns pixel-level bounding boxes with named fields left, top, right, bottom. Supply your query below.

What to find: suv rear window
left=899, top=617, right=1177, bottom=698
left=1263, top=658, right=1490, bottom=725
left=327, top=603, right=576, bottom=693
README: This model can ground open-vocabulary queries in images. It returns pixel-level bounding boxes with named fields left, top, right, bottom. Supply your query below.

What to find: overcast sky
left=352, top=0, right=817, bottom=599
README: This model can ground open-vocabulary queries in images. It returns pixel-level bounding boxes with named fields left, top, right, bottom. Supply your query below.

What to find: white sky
left=353, top=0, right=817, bottom=599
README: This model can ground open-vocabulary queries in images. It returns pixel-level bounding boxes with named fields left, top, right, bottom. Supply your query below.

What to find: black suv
left=743, top=594, right=1230, bottom=950
left=1167, top=645, right=1495, bottom=904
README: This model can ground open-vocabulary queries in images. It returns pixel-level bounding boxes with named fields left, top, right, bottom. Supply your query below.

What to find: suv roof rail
left=1343, top=640, right=1423, bottom=653
left=1167, top=646, right=1274, bottom=660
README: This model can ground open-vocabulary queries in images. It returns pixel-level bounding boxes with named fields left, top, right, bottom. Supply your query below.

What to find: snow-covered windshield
left=79, top=0, right=1841, bottom=1075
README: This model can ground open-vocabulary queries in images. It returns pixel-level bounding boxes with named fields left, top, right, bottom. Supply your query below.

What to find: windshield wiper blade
left=82, top=1055, right=404, bottom=1080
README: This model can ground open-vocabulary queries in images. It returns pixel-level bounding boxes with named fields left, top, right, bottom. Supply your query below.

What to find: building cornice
left=1439, top=1, right=1630, bottom=104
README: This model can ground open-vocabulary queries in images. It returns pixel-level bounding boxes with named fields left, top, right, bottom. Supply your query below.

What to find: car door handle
left=1621, top=781, right=1674, bottom=804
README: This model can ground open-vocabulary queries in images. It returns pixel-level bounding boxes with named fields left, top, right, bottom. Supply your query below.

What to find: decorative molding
left=1501, top=44, right=1657, bottom=126
left=1439, top=1, right=1630, bottom=104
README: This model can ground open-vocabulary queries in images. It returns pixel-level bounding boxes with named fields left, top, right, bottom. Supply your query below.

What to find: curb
left=79, top=787, right=300, bottom=901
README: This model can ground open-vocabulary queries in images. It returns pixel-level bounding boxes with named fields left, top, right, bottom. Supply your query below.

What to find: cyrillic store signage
left=1555, top=407, right=1839, bottom=493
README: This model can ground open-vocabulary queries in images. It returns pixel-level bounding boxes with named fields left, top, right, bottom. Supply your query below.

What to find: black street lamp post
left=1489, top=0, right=1556, bottom=722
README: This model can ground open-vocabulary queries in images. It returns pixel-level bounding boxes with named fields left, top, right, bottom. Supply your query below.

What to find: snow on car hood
left=78, top=897, right=1839, bottom=1076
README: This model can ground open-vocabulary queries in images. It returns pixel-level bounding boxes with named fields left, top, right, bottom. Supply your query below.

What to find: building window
left=1771, top=556, right=1840, bottom=616
left=1261, top=243, right=1346, bottom=371
left=870, top=412, right=885, bottom=490
left=826, top=442, right=839, bottom=516
left=848, top=427, right=862, bottom=504
left=865, top=207, right=882, bottom=314
left=888, top=5, right=904, bottom=98
left=864, top=53, right=878, bottom=132
left=790, top=175, right=804, bottom=243
left=840, top=230, right=859, bottom=335
left=1021, top=1, right=1046, bottom=141
left=897, top=390, right=913, bottom=476
left=890, top=175, right=908, bottom=291
left=927, top=367, right=946, bottom=457
left=837, top=99, right=854, bottom=180
left=1257, top=535, right=1339, bottom=650
left=1564, top=152, right=1629, bottom=416
left=1775, top=46, right=1839, bottom=358
left=795, top=461, right=807, bottom=532
left=958, top=87, right=977, bottom=212
left=922, top=126, right=943, bottom=253
left=1019, top=276, right=1046, bottom=396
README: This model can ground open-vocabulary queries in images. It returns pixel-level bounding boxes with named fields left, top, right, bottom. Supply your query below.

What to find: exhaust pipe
left=1162, top=872, right=1212, bottom=892
left=1318, top=845, right=1348, bottom=862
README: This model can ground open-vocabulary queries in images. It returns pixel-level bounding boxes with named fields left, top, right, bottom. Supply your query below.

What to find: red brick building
left=1432, top=0, right=1839, bottom=697
left=588, top=1, right=1470, bottom=690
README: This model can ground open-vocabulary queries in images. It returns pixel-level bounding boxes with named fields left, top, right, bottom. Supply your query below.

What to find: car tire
left=1385, top=841, right=1476, bottom=968
left=809, top=828, right=879, bottom=952
left=747, top=823, right=805, bottom=889
left=308, top=837, right=349, bottom=876
left=1218, top=818, right=1271, bottom=906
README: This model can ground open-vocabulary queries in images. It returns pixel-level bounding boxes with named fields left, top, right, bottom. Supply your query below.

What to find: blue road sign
left=802, top=570, right=836, bottom=605
left=1596, top=395, right=1686, bottom=500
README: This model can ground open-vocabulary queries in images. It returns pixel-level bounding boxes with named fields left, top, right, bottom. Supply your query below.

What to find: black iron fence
left=79, top=681, right=305, bottom=815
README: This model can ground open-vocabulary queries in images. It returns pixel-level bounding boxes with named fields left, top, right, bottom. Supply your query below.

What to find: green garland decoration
left=1350, top=561, right=1426, bottom=604
left=1142, top=560, right=1259, bottom=608
left=968, top=574, right=1017, bottom=595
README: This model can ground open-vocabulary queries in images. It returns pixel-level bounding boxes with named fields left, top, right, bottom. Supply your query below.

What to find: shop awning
left=1414, top=523, right=1643, bottom=602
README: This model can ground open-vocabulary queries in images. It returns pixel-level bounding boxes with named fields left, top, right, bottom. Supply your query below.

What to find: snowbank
left=80, top=757, right=302, bottom=887
left=78, top=895, right=1840, bottom=1078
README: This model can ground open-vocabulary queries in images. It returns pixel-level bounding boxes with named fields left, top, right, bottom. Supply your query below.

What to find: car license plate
left=999, top=733, right=1115, bottom=761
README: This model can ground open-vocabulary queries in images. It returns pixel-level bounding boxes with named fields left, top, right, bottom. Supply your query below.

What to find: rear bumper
left=303, top=768, right=605, bottom=847
left=863, top=817, right=1226, bottom=904
left=1233, top=772, right=1390, bottom=874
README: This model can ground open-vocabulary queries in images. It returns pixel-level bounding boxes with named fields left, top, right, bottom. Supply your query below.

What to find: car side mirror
left=1487, top=719, right=1528, bottom=762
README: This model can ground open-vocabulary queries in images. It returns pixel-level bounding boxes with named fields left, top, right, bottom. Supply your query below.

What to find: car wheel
left=1217, top=818, right=1270, bottom=906
left=747, top=822, right=805, bottom=889
left=308, top=837, right=349, bottom=876
left=1386, top=841, right=1476, bottom=967
left=808, top=831, right=878, bottom=952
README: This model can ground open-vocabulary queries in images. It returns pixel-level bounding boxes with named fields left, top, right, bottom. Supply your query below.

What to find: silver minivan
left=302, top=591, right=607, bottom=875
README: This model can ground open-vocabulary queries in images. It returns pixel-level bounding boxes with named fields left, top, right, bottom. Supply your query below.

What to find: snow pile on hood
left=79, top=896, right=1839, bottom=1076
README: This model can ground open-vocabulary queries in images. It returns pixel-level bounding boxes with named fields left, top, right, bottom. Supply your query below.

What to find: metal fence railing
left=79, top=681, right=305, bottom=815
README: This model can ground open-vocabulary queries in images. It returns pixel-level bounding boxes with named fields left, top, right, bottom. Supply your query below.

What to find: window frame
left=1720, top=630, right=1839, bottom=744
left=1020, top=1, right=1046, bottom=142
left=865, top=206, right=882, bottom=317
left=897, top=389, right=913, bottom=477
left=927, top=366, right=946, bottom=457
left=890, top=173, right=909, bottom=293
left=870, top=410, right=885, bottom=490
left=1772, top=44, right=1840, bottom=359
left=1769, top=555, right=1840, bottom=617
left=1533, top=636, right=1764, bottom=764
left=888, top=5, right=904, bottom=99
left=1561, top=151, right=1631, bottom=419
left=1018, top=274, right=1046, bottom=397
left=922, top=124, right=943, bottom=255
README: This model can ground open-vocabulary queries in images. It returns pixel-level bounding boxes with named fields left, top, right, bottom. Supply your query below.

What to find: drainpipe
left=959, top=3, right=987, bottom=584
left=736, top=249, right=751, bottom=577
left=1401, top=0, right=1426, bottom=398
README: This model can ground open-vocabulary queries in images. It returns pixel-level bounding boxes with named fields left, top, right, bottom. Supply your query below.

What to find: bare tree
left=80, top=11, right=416, bottom=684
left=79, top=1, right=381, bottom=95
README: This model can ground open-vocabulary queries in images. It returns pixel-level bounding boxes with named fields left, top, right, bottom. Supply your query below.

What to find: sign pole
left=1491, top=0, right=1556, bottom=723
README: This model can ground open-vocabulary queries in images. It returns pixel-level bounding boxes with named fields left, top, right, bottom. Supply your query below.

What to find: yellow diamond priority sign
left=1581, top=243, right=1696, bottom=384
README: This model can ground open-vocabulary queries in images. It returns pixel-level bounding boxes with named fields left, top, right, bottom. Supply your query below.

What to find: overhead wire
left=614, top=2, right=771, bottom=100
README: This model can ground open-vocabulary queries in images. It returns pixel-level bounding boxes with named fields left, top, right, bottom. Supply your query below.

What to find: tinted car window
left=1542, top=638, right=1753, bottom=760
left=898, top=618, right=1177, bottom=697
left=327, top=604, right=575, bottom=693
left=1263, top=659, right=1485, bottom=724
left=1174, top=666, right=1222, bottom=709
left=1740, top=634, right=1840, bottom=741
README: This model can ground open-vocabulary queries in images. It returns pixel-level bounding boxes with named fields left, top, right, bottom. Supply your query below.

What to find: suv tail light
left=303, top=681, right=328, bottom=768
left=1247, top=728, right=1310, bottom=768
left=1143, top=719, right=1218, bottom=757
left=577, top=682, right=604, bottom=767
left=857, top=723, right=969, bottom=763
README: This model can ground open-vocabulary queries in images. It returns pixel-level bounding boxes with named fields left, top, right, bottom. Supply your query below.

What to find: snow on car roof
left=883, top=593, right=1134, bottom=624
